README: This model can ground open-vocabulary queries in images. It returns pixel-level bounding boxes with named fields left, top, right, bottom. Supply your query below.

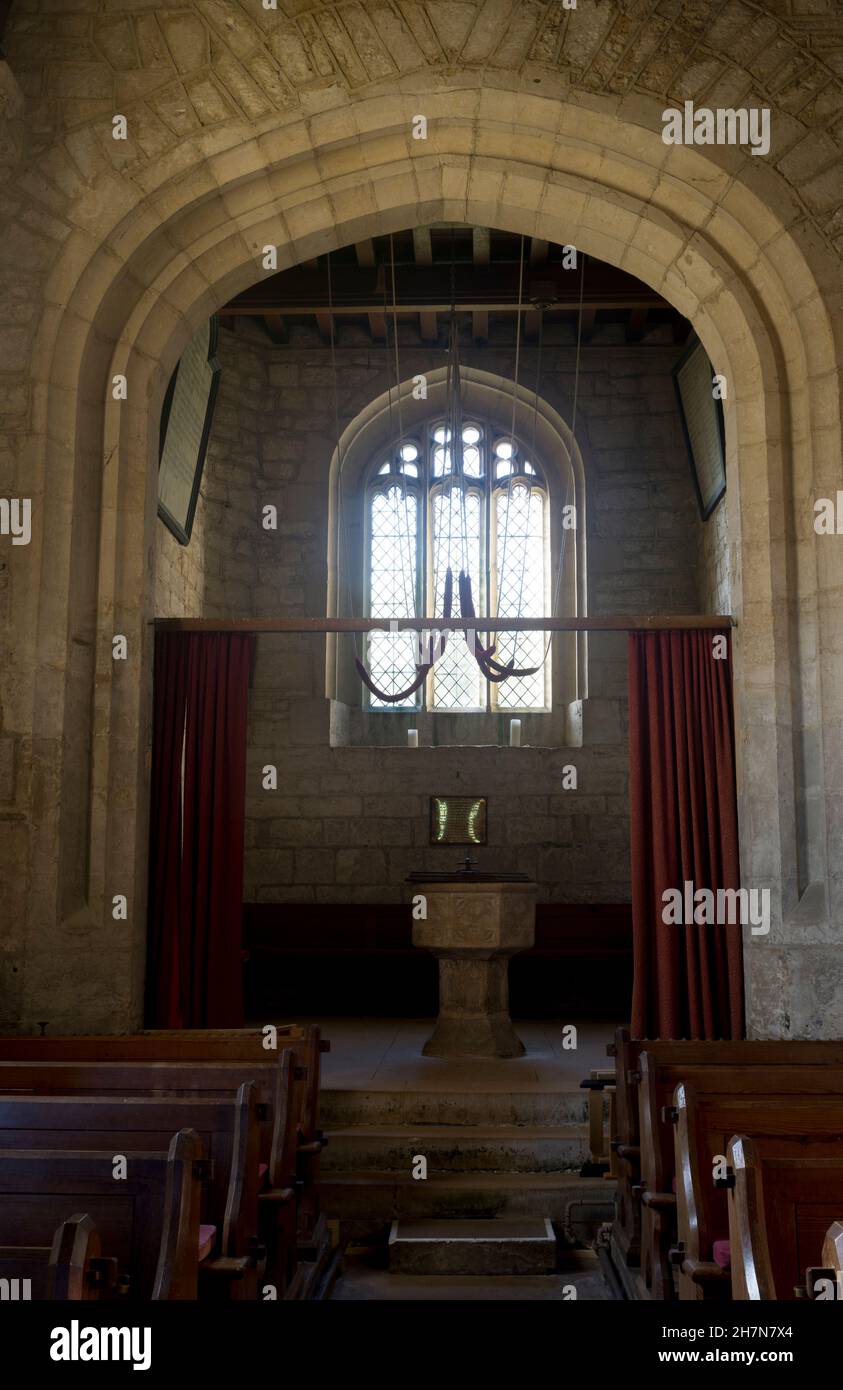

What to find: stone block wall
left=154, top=319, right=729, bottom=906
left=698, top=492, right=731, bottom=616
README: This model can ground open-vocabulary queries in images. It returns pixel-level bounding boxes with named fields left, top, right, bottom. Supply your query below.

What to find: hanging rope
left=495, top=235, right=526, bottom=623
left=385, top=234, right=415, bottom=642
left=329, top=250, right=360, bottom=672
left=543, top=248, right=587, bottom=661
left=454, top=234, right=542, bottom=682
left=353, top=234, right=453, bottom=704
left=344, top=234, right=583, bottom=704
left=507, top=293, right=545, bottom=677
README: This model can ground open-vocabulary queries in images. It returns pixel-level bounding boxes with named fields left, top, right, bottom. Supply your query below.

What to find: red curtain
left=628, top=630, right=744, bottom=1039
left=147, top=631, right=254, bottom=1027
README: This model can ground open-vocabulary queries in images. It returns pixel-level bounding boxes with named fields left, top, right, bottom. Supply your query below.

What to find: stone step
left=322, top=1170, right=614, bottom=1230
left=322, top=1123, right=589, bottom=1173
left=388, top=1217, right=557, bottom=1275
left=321, top=1088, right=589, bottom=1128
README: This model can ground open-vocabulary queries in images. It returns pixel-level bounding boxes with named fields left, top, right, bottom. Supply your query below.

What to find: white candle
left=408, top=729, right=419, bottom=748
left=509, top=719, right=522, bottom=747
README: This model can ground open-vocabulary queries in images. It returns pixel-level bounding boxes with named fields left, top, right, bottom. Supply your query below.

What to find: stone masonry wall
left=154, top=318, right=724, bottom=906
left=698, top=493, right=732, bottom=616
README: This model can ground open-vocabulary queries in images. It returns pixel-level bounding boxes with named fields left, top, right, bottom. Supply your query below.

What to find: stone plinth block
left=412, top=880, right=537, bottom=1058
left=388, top=1217, right=556, bottom=1275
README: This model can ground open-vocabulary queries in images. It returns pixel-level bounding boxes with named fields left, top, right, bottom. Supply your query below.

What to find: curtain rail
left=154, top=615, right=735, bottom=632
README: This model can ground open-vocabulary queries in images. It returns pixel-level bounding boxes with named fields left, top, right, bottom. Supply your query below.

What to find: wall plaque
left=430, top=796, right=488, bottom=846
left=158, top=314, right=221, bottom=544
left=672, top=336, right=726, bottom=521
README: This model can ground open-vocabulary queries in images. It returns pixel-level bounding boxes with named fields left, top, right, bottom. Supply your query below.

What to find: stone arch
left=10, top=84, right=842, bottom=1034
left=324, top=363, right=589, bottom=719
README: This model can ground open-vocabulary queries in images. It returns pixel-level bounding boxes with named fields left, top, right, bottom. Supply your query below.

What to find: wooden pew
left=0, top=1027, right=327, bottom=1216
left=726, top=1135, right=843, bottom=1300
left=672, top=1083, right=843, bottom=1300
left=0, top=1055, right=301, bottom=1295
left=0, top=1087, right=262, bottom=1299
left=0, top=1026, right=329, bottom=1152
left=638, top=1054, right=843, bottom=1299
left=805, top=1219, right=843, bottom=1300
left=0, top=1213, right=116, bottom=1301
left=607, top=1027, right=843, bottom=1272
left=0, top=1129, right=204, bottom=1299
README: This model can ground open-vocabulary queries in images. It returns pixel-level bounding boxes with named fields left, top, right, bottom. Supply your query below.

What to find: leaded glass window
left=365, top=420, right=550, bottom=712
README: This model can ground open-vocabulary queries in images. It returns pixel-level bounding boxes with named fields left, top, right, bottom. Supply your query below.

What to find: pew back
left=727, top=1135, right=843, bottom=1300
left=607, top=1028, right=843, bottom=1272
left=0, top=1088, right=260, bottom=1263
left=0, top=1027, right=325, bottom=1147
left=0, top=1057, right=296, bottom=1181
left=673, top=1083, right=843, bottom=1300
left=637, top=1055, right=843, bottom=1299
left=0, top=1214, right=112, bottom=1301
left=0, top=1129, right=204, bottom=1299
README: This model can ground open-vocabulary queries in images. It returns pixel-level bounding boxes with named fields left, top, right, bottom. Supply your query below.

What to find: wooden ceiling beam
left=354, top=239, right=385, bottom=341
left=225, top=263, right=667, bottom=316
left=157, top=614, right=736, bottom=633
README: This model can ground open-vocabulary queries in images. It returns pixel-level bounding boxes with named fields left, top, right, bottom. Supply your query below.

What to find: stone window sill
left=329, top=701, right=600, bottom=749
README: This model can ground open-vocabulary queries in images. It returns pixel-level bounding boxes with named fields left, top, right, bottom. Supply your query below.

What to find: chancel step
left=320, top=1088, right=589, bottom=1128
left=322, top=1170, right=613, bottom=1232
left=322, top=1123, right=588, bottom=1173
left=389, top=1217, right=557, bottom=1275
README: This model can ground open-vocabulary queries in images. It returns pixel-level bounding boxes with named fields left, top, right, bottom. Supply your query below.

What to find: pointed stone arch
left=6, top=85, right=841, bottom=1034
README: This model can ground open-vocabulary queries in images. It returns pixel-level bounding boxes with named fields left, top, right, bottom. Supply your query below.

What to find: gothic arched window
left=365, top=419, right=549, bottom=711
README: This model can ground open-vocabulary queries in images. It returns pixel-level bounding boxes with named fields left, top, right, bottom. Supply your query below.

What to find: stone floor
left=293, top=1016, right=619, bottom=1091
left=331, top=1248, right=614, bottom=1301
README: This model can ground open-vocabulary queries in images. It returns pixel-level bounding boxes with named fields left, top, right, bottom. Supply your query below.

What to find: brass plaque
left=429, top=796, right=488, bottom=846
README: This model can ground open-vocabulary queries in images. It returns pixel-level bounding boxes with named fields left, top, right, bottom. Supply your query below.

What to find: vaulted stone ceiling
left=2, top=2, right=842, bottom=256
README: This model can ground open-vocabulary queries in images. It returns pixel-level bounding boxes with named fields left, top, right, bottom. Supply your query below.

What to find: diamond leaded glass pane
left=494, top=484, right=547, bottom=709
left=365, top=421, right=551, bottom=714
left=431, top=487, right=484, bottom=710
left=368, top=484, right=419, bottom=708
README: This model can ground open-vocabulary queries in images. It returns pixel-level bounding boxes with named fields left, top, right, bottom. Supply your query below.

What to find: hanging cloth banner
left=457, top=570, right=545, bottom=681
left=356, top=567, right=453, bottom=703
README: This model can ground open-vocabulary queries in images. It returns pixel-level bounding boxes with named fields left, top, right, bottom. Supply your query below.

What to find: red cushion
left=712, top=1239, right=731, bottom=1269
left=198, top=1224, right=217, bottom=1261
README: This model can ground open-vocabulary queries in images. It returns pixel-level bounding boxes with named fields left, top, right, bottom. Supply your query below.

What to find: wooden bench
left=607, top=1028, right=843, bottom=1274
left=806, top=1219, right=843, bottom=1300
left=0, top=1025, right=329, bottom=1150
left=0, top=1087, right=263, bottom=1299
left=726, top=1135, right=843, bottom=1300
left=0, top=1213, right=116, bottom=1301
left=0, top=1129, right=204, bottom=1299
left=638, top=1054, right=843, bottom=1298
left=672, top=1083, right=843, bottom=1300
left=0, top=1055, right=302, bottom=1294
